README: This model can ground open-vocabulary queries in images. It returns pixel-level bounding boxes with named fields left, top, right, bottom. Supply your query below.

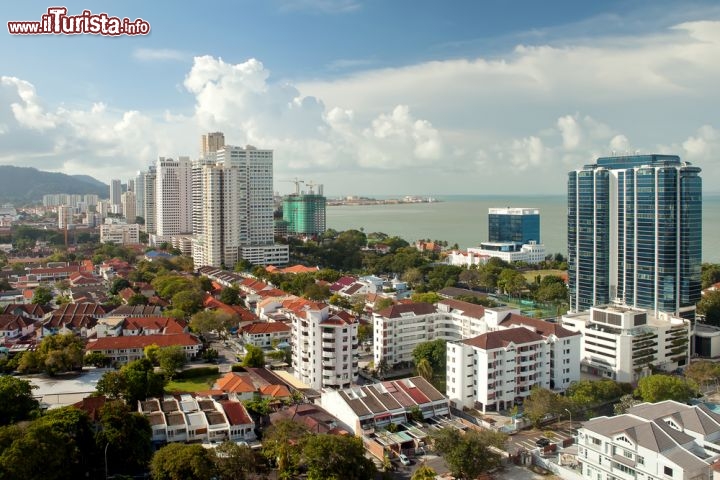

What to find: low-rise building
left=320, top=376, right=450, bottom=436
left=139, top=394, right=255, bottom=444
left=562, top=304, right=691, bottom=383
left=579, top=400, right=720, bottom=480
left=242, top=321, right=291, bottom=349
left=100, top=223, right=140, bottom=245
left=85, top=333, right=201, bottom=364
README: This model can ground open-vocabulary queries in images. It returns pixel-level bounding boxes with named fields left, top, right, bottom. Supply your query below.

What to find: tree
left=31, top=286, right=53, bottom=305
left=145, top=344, right=161, bottom=365
left=84, top=351, right=110, bottom=368
left=702, top=263, right=720, bottom=289
left=97, top=400, right=152, bottom=476
left=219, top=286, right=241, bottom=305
left=432, top=427, right=505, bottom=479
left=190, top=310, right=237, bottom=337
left=566, top=379, right=624, bottom=409
left=128, top=293, right=149, bottom=306
left=411, top=292, right=441, bottom=304
left=243, top=344, right=265, bottom=368
left=151, top=443, right=217, bottom=480
left=698, top=290, right=720, bottom=326
left=412, top=339, right=447, bottom=373
left=416, top=358, right=433, bottom=382
left=375, top=358, right=390, bottom=379
left=304, top=282, right=330, bottom=301
left=524, top=386, right=570, bottom=427
left=635, top=374, right=697, bottom=403
left=109, top=277, right=131, bottom=295
left=172, top=289, right=204, bottom=314
left=261, top=419, right=310, bottom=480
left=684, top=361, right=720, bottom=390
left=156, top=346, right=187, bottom=379
left=412, top=465, right=438, bottom=480
left=0, top=376, right=39, bottom=425
left=96, top=358, right=165, bottom=405
left=375, top=297, right=394, bottom=310
left=17, top=332, right=84, bottom=375
left=0, top=406, right=98, bottom=480
left=357, top=323, right=373, bottom=345
left=303, top=434, right=377, bottom=480
left=402, top=268, right=424, bottom=286
left=497, top=269, right=527, bottom=297
left=614, top=394, right=641, bottom=415
left=213, top=441, right=260, bottom=480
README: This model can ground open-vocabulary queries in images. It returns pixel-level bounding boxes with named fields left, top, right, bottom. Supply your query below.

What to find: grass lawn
left=166, top=373, right=221, bottom=393
left=521, top=269, right=566, bottom=282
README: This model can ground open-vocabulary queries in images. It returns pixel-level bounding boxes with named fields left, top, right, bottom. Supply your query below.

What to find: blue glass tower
left=488, top=208, right=540, bottom=244
left=568, top=154, right=701, bottom=318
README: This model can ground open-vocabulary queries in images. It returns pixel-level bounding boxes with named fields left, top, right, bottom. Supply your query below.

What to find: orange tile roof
left=260, top=384, right=291, bottom=398
left=215, top=372, right=256, bottom=393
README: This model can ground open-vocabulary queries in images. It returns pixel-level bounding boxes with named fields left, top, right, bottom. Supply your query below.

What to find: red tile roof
left=376, top=302, right=436, bottom=318
left=123, top=316, right=186, bottom=334
left=243, top=322, right=291, bottom=334
left=0, top=314, right=34, bottom=331
left=86, top=333, right=200, bottom=351
left=499, top=313, right=579, bottom=339
left=52, top=303, right=108, bottom=317
left=437, top=298, right=486, bottom=319
left=219, top=400, right=254, bottom=426
left=463, top=327, right=545, bottom=350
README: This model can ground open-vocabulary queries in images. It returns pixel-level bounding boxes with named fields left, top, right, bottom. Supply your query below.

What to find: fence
left=532, top=451, right=583, bottom=480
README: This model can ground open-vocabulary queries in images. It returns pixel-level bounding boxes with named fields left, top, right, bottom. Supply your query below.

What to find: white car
left=398, top=453, right=411, bottom=466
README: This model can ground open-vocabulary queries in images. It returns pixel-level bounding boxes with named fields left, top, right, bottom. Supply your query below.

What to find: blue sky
left=1, top=0, right=719, bottom=195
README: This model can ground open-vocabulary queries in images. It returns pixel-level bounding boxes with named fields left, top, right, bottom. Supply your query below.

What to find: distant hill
left=0, top=166, right=108, bottom=204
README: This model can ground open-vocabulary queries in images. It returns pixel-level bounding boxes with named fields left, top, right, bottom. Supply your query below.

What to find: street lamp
left=565, top=408, right=572, bottom=427
left=104, top=442, right=110, bottom=480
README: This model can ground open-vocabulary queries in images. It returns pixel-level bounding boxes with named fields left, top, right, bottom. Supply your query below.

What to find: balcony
left=323, top=358, right=336, bottom=367
left=322, top=332, right=335, bottom=340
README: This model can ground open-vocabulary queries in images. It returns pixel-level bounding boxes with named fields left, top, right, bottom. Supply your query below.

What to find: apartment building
left=100, top=223, right=139, bottom=245
left=242, top=321, right=291, bottom=349
left=289, top=301, right=359, bottom=390
left=155, top=156, right=193, bottom=238
left=579, top=400, right=720, bottom=480
left=562, top=304, right=691, bottom=383
left=85, top=333, right=201, bottom=364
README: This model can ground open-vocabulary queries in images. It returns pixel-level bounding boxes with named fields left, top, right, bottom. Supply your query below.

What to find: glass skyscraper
left=568, top=154, right=701, bottom=318
left=488, top=207, right=540, bottom=244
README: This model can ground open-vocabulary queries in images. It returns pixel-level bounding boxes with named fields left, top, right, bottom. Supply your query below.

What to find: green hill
left=0, top=166, right=108, bottom=204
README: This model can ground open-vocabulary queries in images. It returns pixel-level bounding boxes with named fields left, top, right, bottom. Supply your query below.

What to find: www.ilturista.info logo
left=8, top=7, right=150, bottom=36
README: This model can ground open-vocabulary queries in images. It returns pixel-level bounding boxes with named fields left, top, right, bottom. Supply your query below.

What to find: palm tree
left=412, top=465, right=438, bottom=480
left=416, top=358, right=433, bottom=382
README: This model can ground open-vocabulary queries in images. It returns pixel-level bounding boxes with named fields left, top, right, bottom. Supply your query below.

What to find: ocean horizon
left=326, top=194, right=720, bottom=263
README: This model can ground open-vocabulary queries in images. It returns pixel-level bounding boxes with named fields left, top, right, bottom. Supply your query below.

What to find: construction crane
left=305, top=181, right=317, bottom=194
left=281, top=177, right=304, bottom=195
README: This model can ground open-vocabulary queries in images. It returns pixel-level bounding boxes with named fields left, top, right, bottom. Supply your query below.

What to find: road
left=506, top=421, right=577, bottom=454
left=390, top=452, right=449, bottom=479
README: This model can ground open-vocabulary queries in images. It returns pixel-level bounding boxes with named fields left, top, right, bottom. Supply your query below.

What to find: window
left=664, top=466, right=673, bottom=477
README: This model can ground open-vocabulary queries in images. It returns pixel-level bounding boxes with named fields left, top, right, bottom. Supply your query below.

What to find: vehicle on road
left=398, top=453, right=411, bottom=466
left=535, top=437, right=551, bottom=447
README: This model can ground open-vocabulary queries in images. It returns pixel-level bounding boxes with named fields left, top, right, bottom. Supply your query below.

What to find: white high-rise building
left=109, top=179, right=122, bottom=206
left=127, top=178, right=134, bottom=192
left=192, top=145, right=288, bottom=268
left=155, top=156, right=192, bottom=237
left=121, top=191, right=136, bottom=223
left=143, top=166, right=157, bottom=235
left=58, top=205, right=73, bottom=229
left=135, top=171, right=145, bottom=219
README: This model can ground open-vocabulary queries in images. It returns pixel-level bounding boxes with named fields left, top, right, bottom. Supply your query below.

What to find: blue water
left=327, top=194, right=720, bottom=263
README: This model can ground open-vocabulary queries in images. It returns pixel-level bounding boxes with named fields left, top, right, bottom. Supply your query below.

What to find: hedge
left=174, top=366, right=219, bottom=379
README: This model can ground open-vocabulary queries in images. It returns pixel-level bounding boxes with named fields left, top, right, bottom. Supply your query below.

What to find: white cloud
left=0, top=17, right=719, bottom=194
left=133, top=48, right=189, bottom=62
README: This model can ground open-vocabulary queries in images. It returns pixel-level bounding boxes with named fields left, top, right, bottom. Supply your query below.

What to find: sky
left=1, top=0, right=719, bottom=196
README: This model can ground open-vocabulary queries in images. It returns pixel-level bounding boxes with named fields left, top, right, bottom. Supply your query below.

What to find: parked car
left=398, top=453, right=411, bottom=466
left=535, top=437, right=551, bottom=447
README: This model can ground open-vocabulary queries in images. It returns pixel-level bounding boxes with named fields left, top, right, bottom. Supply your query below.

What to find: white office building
left=579, top=400, right=720, bottom=480
left=191, top=144, right=288, bottom=268
left=135, top=170, right=145, bottom=219
left=57, top=204, right=73, bottom=229
left=156, top=156, right=192, bottom=237
left=142, top=166, right=157, bottom=235
left=562, top=304, right=691, bottom=384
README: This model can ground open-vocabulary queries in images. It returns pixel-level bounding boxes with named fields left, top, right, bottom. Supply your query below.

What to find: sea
left=326, top=194, right=720, bottom=263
